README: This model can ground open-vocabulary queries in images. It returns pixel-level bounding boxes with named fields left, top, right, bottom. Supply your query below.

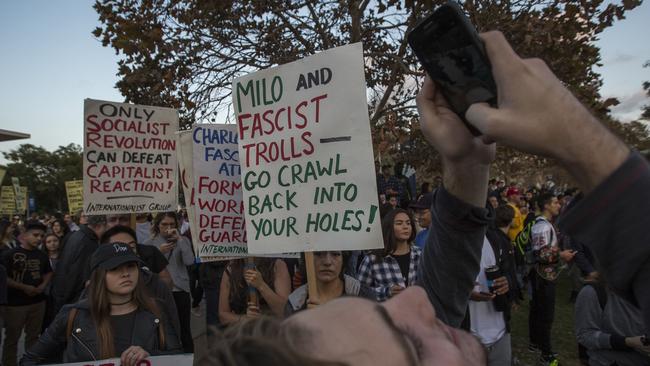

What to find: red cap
left=506, top=187, right=521, bottom=197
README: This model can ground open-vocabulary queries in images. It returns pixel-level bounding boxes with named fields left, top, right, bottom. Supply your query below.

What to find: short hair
left=24, top=220, right=47, bottom=233
left=196, top=318, right=345, bottom=366
left=536, top=192, right=556, bottom=212
left=100, top=225, right=137, bottom=244
left=494, top=205, right=515, bottom=228
left=87, top=215, right=107, bottom=227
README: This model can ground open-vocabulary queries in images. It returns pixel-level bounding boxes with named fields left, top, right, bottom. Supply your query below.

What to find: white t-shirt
left=531, top=216, right=557, bottom=251
left=469, top=237, right=507, bottom=346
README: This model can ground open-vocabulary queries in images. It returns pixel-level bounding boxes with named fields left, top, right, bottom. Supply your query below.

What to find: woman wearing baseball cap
left=20, top=243, right=181, bottom=365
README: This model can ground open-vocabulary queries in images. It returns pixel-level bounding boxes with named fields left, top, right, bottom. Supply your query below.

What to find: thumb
left=465, top=102, right=504, bottom=140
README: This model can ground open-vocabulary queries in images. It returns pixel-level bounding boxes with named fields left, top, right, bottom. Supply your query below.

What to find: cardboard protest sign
left=83, top=99, right=179, bottom=215
left=51, top=354, right=193, bottom=366
left=65, top=180, right=84, bottom=213
left=192, top=123, right=246, bottom=257
left=233, top=43, right=383, bottom=254
left=0, top=186, right=14, bottom=215
left=0, top=186, right=27, bottom=215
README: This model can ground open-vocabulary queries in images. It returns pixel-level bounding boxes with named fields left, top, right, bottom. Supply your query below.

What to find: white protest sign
left=234, top=42, right=383, bottom=254
left=48, top=354, right=193, bottom=366
left=192, top=123, right=246, bottom=257
left=176, top=129, right=199, bottom=240
left=83, top=99, right=179, bottom=215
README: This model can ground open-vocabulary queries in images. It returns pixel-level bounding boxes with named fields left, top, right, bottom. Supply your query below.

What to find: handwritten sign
left=49, top=354, right=193, bottom=366
left=0, top=186, right=27, bottom=215
left=192, top=123, right=246, bottom=256
left=83, top=99, right=179, bottom=215
left=234, top=43, right=382, bottom=254
left=65, top=180, right=84, bottom=213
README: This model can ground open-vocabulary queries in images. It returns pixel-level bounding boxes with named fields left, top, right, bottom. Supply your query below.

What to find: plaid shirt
left=357, top=246, right=422, bottom=301
left=376, top=174, right=403, bottom=197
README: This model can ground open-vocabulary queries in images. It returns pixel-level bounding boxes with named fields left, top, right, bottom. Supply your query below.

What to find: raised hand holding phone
left=408, top=2, right=497, bottom=136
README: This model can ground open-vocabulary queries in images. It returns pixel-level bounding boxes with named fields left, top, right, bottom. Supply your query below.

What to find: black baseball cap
left=90, top=243, right=143, bottom=272
left=410, top=192, right=434, bottom=210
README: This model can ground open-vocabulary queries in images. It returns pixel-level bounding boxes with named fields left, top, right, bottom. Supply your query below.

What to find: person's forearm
left=219, top=311, right=242, bottom=325
left=258, top=283, right=288, bottom=317
left=442, top=158, right=489, bottom=207
left=560, top=115, right=629, bottom=194
left=38, top=273, right=53, bottom=290
left=416, top=186, right=490, bottom=327
left=7, top=278, right=25, bottom=290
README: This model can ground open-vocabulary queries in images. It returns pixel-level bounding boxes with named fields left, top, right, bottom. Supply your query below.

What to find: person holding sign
left=219, top=258, right=291, bottom=325
left=20, top=243, right=181, bottom=365
left=357, top=209, right=422, bottom=301
left=285, top=251, right=375, bottom=316
left=143, top=212, right=195, bottom=353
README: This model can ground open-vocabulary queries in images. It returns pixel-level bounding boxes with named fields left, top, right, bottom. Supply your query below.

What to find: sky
left=0, top=1, right=649, bottom=165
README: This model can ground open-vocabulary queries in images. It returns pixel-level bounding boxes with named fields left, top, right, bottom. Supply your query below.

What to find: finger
left=479, top=31, right=522, bottom=83
left=121, top=350, right=129, bottom=366
left=465, top=102, right=504, bottom=138
left=418, top=75, right=436, bottom=102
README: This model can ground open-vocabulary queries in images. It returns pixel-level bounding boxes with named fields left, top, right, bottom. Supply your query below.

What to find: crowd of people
left=0, top=30, right=649, bottom=366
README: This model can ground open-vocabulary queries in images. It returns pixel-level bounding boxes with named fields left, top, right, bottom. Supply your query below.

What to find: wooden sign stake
left=304, top=252, right=320, bottom=308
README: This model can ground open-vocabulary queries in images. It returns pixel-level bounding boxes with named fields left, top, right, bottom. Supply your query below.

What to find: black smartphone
left=408, top=2, right=497, bottom=136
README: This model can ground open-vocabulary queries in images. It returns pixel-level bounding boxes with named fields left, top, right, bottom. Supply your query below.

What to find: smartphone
left=408, top=2, right=497, bottom=135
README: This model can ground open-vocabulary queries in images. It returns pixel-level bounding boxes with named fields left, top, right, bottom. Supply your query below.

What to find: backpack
left=513, top=216, right=542, bottom=267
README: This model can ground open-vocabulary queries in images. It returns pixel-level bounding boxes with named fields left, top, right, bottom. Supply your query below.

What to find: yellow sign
left=65, top=180, right=84, bottom=214
left=0, top=186, right=27, bottom=215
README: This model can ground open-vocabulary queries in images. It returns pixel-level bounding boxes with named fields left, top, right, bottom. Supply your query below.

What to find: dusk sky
left=1, top=1, right=649, bottom=165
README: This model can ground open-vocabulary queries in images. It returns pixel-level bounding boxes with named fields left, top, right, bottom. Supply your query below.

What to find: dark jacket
left=416, top=186, right=492, bottom=327
left=77, top=268, right=181, bottom=342
left=20, top=299, right=182, bottom=365
left=558, top=152, right=650, bottom=334
left=50, top=225, right=99, bottom=313
left=486, top=227, right=521, bottom=304
left=462, top=229, right=519, bottom=333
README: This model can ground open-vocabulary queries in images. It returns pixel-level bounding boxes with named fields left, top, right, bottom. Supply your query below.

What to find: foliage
left=1, top=144, right=83, bottom=213
left=93, top=0, right=643, bottom=182
left=642, top=60, right=650, bottom=121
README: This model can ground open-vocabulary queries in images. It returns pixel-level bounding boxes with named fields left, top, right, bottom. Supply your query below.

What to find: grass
left=510, top=272, right=581, bottom=366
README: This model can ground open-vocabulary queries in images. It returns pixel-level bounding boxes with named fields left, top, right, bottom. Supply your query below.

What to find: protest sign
left=177, top=129, right=203, bottom=260
left=0, top=168, right=5, bottom=185
left=0, top=186, right=27, bottom=215
left=234, top=43, right=383, bottom=254
left=65, top=180, right=84, bottom=213
left=192, top=123, right=246, bottom=257
left=11, top=177, right=20, bottom=209
left=0, top=186, right=14, bottom=215
left=48, top=354, right=193, bottom=366
left=83, top=99, right=179, bottom=215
